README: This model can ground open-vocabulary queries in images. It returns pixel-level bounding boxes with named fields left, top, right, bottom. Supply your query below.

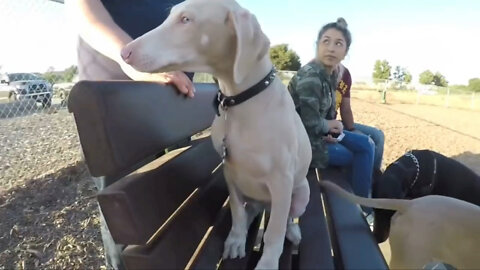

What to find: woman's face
left=316, top=28, right=347, bottom=70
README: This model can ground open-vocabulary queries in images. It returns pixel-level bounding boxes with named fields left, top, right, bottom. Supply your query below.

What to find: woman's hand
left=323, top=134, right=338, bottom=144
left=327, top=120, right=344, bottom=134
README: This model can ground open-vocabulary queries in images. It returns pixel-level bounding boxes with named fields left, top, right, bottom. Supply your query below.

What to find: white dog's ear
left=229, top=9, right=270, bottom=84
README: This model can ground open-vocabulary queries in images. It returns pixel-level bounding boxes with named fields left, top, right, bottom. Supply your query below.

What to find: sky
left=0, top=0, right=479, bottom=85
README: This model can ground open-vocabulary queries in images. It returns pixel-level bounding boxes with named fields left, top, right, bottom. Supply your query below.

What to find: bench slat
left=122, top=174, right=229, bottom=269
left=68, top=81, right=218, bottom=179
left=298, top=170, right=335, bottom=269
left=97, top=138, right=222, bottom=245
left=320, top=169, right=388, bottom=270
left=279, top=240, right=294, bottom=270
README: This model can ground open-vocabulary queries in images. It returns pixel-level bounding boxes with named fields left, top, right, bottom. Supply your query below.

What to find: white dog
left=320, top=180, right=480, bottom=269
left=120, top=0, right=312, bottom=268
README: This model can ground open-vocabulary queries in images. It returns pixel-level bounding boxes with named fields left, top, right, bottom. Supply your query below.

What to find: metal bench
left=68, top=81, right=388, bottom=269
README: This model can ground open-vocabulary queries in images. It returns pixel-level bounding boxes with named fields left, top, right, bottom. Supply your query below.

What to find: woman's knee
left=328, top=144, right=354, bottom=165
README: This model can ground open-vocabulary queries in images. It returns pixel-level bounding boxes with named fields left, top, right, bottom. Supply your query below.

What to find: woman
left=288, top=18, right=375, bottom=212
left=335, top=63, right=385, bottom=172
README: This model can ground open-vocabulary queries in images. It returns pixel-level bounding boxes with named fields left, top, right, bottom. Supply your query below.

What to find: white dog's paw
left=254, top=255, right=278, bottom=270
left=223, top=229, right=247, bottom=259
left=286, top=222, right=301, bottom=245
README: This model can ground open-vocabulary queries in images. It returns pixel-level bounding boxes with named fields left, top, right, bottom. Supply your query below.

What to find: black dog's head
left=372, top=158, right=418, bottom=243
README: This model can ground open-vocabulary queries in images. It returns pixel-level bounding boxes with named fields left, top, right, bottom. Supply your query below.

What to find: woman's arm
left=339, top=97, right=355, bottom=131
left=295, top=74, right=343, bottom=138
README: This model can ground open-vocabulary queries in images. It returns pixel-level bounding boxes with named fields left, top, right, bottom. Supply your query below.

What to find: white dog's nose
left=120, top=47, right=133, bottom=64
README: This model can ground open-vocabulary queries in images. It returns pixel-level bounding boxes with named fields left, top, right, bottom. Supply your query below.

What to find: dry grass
left=352, top=89, right=480, bottom=112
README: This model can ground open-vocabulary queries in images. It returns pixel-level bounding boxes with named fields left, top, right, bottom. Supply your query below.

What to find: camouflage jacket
left=288, top=61, right=337, bottom=169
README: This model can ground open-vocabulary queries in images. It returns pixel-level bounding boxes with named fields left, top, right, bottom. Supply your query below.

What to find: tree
left=372, top=60, right=391, bottom=81
left=433, top=72, right=448, bottom=87
left=269, top=44, right=301, bottom=71
left=43, top=66, right=61, bottom=84
left=404, top=71, right=412, bottom=83
left=419, top=70, right=434, bottom=85
left=392, top=66, right=405, bottom=82
left=468, top=78, right=480, bottom=92
left=419, top=70, right=448, bottom=86
left=63, top=65, right=78, bottom=82
left=393, top=66, right=412, bottom=83
left=42, top=65, right=78, bottom=84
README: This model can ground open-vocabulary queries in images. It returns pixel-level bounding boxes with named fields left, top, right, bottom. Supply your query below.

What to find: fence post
left=445, top=88, right=450, bottom=108
left=472, top=91, right=476, bottom=110
left=381, top=80, right=387, bottom=104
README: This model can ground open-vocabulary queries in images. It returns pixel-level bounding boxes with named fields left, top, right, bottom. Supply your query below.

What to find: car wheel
left=8, top=92, right=18, bottom=102
left=42, top=97, right=52, bottom=108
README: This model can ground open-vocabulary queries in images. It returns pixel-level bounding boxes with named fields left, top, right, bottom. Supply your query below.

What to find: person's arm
left=339, top=97, right=355, bottom=131
left=295, top=73, right=343, bottom=139
left=68, top=0, right=195, bottom=96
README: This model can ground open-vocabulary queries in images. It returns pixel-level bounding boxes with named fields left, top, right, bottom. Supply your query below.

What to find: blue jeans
left=354, top=123, right=384, bottom=171
left=327, top=130, right=375, bottom=213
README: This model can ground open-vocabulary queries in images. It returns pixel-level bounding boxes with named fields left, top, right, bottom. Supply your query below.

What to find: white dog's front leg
left=223, top=177, right=248, bottom=259
left=255, top=178, right=293, bottom=270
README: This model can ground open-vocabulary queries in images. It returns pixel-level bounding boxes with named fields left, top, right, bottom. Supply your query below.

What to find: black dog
left=372, top=149, right=480, bottom=243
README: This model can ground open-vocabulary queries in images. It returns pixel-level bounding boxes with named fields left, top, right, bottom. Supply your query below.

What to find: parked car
left=0, top=73, right=53, bottom=107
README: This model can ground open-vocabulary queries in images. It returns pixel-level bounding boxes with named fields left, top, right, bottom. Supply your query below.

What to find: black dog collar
left=213, top=67, right=276, bottom=116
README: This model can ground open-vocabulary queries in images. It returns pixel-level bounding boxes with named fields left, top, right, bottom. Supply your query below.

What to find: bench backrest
left=68, top=81, right=218, bottom=180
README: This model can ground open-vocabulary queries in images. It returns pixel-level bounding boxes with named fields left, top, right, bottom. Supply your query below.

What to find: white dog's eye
left=181, top=16, right=191, bottom=24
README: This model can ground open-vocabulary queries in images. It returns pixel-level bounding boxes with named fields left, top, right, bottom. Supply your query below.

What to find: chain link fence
left=352, top=79, right=480, bottom=111
left=0, top=1, right=105, bottom=269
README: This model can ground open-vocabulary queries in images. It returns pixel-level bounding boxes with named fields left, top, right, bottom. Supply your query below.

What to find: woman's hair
left=316, top=17, right=352, bottom=53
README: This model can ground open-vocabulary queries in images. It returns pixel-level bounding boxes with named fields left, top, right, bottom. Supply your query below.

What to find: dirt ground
left=350, top=95, right=480, bottom=264
left=0, top=95, right=479, bottom=269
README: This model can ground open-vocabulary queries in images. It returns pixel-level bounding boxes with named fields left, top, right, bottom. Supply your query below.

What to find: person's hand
left=322, top=134, right=338, bottom=144
left=162, top=71, right=195, bottom=98
left=120, top=63, right=195, bottom=97
left=327, top=120, right=343, bottom=134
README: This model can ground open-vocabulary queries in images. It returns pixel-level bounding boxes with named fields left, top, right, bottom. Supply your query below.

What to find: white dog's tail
left=320, top=181, right=411, bottom=212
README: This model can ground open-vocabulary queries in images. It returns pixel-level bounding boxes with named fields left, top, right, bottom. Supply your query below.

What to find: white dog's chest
left=225, top=165, right=272, bottom=202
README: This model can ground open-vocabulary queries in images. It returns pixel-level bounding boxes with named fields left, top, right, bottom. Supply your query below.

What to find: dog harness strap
left=213, top=67, right=277, bottom=116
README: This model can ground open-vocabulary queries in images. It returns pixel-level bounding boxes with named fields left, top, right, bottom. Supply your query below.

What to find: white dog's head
left=121, top=0, right=270, bottom=84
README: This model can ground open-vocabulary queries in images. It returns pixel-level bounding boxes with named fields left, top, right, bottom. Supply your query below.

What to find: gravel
left=0, top=109, right=104, bottom=269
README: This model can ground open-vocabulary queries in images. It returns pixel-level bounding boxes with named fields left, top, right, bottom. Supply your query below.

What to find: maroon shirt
left=335, top=67, right=351, bottom=113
